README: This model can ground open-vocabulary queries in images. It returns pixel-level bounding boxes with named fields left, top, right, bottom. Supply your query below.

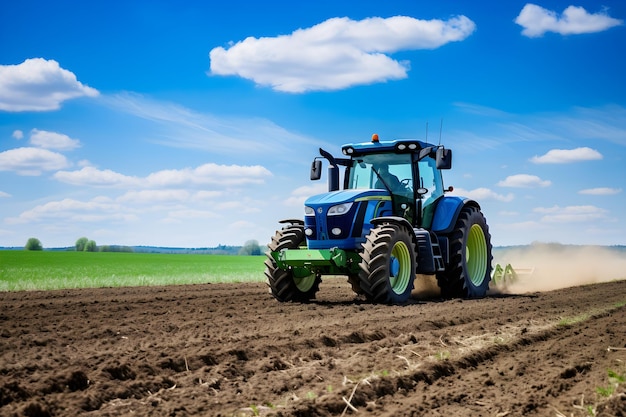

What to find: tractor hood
left=304, top=189, right=393, bottom=251
left=305, top=189, right=389, bottom=206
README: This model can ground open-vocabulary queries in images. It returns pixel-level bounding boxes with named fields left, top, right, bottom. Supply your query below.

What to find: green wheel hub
left=466, top=224, right=488, bottom=286
left=389, top=241, right=412, bottom=295
left=292, top=268, right=317, bottom=292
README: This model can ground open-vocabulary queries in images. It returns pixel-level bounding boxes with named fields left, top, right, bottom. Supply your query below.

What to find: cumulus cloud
left=209, top=15, right=476, bottom=92
left=534, top=205, right=607, bottom=222
left=54, top=163, right=272, bottom=188
left=0, top=58, right=99, bottom=112
left=450, top=187, right=514, bottom=202
left=29, top=128, right=81, bottom=151
left=0, top=147, right=69, bottom=176
left=530, top=147, right=602, bottom=163
left=515, top=4, right=623, bottom=37
left=497, top=174, right=551, bottom=188
left=578, top=187, right=622, bottom=195
left=12, top=130, right=24, bottom=140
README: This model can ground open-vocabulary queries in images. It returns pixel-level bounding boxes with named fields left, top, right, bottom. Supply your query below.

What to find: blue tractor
left=265, top=134, right=493, bottom=304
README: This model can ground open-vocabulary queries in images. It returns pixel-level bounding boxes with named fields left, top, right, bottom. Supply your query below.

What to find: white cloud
left=530, top=147, right=602, bottom=163
left=0, top=147, right=69, bottom=175
left=166, top=209, right=217, bottom=220
left=0, top=58, right=99, bottom=112
left=12, top=130, right=23, bottom=140
left=117, top=189, right=191, bottom=204
left=54, top=166, right=140, bottom=187
left=29, top=128, right=81, bottom=151
left=578, top=187, right=622, bottom=196
left=54, top=163, right=272, bottom=188
left=450, top=187, right=514, bottom=202
left=534, top=205, right=607, bottom=222
left=0, top=191, right=11, bottom=198
left=209, top=15, right=475, bottom=92
left=5, top=198, right=136, bottom=225
left=515, top=4, right=623, bottom=37
left=497, top=174, right=551, bottom=188
left=284, top=183, right=328, bottom=207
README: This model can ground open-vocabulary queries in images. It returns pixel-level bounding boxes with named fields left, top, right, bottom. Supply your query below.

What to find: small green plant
left=435, top=350, right=450, bottom=360
left=596, top=369, right=626, bottom=397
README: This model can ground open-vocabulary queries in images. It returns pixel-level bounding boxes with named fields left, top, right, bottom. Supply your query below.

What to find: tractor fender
left=431, top=196, right=480, bottom=235
left=370, top=216, right=413, bottom=231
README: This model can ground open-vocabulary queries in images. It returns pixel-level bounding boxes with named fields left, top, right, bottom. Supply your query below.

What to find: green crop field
left=0, top=250, right=266, bottom=292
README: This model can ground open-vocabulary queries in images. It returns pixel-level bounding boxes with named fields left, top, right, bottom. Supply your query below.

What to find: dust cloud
left=491, top=243, right=626, bottom=294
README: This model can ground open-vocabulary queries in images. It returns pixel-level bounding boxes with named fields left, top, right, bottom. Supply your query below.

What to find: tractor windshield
left=347, top=153, right=413, bottom=194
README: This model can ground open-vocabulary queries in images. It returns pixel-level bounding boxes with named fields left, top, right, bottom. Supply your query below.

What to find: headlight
left=327, top=202, right=353, bottom=216
left=305, top=206, right=315, bottom=216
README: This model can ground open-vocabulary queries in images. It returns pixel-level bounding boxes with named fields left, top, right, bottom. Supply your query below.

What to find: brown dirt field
left=1, top=278, right=625, bottom=417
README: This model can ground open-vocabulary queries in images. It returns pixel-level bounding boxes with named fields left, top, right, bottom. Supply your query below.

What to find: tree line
left=22, top=238, right=266, bottom=255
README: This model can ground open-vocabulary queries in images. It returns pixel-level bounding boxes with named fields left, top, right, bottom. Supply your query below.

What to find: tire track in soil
left=0, top=279, right=625, bottom=416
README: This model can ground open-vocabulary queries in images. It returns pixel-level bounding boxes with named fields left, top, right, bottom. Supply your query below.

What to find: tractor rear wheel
left=359, top=223, right=416, bottom=304
left=437, top=206, right=492, bottom=298
left=264, top=222, right=321, bottom=302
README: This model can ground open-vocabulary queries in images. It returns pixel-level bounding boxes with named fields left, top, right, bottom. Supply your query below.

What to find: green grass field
left=0, top=250, right=266, bottom=292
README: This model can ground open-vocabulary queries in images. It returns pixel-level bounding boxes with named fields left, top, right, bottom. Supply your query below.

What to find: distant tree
left=75, top=237, right=88, bottom=251
left=239, top=239, right=262, bottom=256
left=25, top=238, right=43, bottom=251
left=85, top=240, right=97, bottom=252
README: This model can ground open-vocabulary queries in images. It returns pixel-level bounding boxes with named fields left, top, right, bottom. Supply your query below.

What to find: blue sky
left=1, top=0, right=625, bottom=248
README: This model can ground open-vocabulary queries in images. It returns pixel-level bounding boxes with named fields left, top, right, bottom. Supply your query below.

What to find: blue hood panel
left=305, top=189, right=388, bottom=206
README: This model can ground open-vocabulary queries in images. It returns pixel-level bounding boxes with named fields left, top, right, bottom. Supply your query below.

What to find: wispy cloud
left=54, top=163, right=272, bottom=188
left=103, top=92, right=322, bottom=156
left=515, top=4, right=623, bottom=37
left=530, top=147, right=602, bottom=164
left=5, top=198, right=136, bottom=225
left=209, top=15, right=476, bottom=92
left=497, top=174, right=551, bottom=188
left=452, top=104, right=626, bottom=149
left=534, top=205, right=608, bottom=222
left=0, top=58, right=99, bottom=112
left=450, top=187, right=514, bottom=202
left=579, top=187, right=622, bottom=196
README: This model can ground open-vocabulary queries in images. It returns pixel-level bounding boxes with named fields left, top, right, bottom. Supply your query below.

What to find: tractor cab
left=344, top=145, right=447, bottom=228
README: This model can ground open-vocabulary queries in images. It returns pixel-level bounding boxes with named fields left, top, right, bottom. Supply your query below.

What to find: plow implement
left=491, top=263, right=535, bottom=286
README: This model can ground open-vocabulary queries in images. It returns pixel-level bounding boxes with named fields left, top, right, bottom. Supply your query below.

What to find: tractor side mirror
left=311, top=159, right=322, bottom=180
left=436, top=148, right=452, bottom=170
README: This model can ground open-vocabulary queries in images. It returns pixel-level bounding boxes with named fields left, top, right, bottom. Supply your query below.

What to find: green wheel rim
left=390, top=241, right=412, bottom=295
left=293, top=268, right=317, bottom=292
left=466, top=224, right=487, bottom=286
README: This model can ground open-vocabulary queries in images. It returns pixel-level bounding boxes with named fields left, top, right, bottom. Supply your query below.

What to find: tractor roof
left=341, top=137, right=436, bottom=157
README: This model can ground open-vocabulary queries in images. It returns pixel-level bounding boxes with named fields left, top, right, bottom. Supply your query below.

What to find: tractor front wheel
left=359, top=223, right=416, bottom=304
left=264, top=222, right=321, bottom=302
left=437, top=206, right=492, bottom=298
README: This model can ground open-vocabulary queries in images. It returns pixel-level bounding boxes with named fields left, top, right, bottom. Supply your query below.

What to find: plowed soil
left=1, top=278, right=625, bottom=417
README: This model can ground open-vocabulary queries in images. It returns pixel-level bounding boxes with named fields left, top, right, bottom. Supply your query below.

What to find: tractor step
left=414, top=229, right=446, bottom=274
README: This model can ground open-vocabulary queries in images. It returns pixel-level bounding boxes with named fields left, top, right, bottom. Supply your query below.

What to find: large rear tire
left=359, top=223, right=416, bottom=304
left=437, top=206, right=492, bottom=298
left=264, top=222, right=321, bottom=302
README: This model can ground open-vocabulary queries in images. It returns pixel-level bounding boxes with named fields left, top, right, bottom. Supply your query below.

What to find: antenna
left=425, top=121, right=429, bottom=141
left=438, top=118, right=443, bottom=146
